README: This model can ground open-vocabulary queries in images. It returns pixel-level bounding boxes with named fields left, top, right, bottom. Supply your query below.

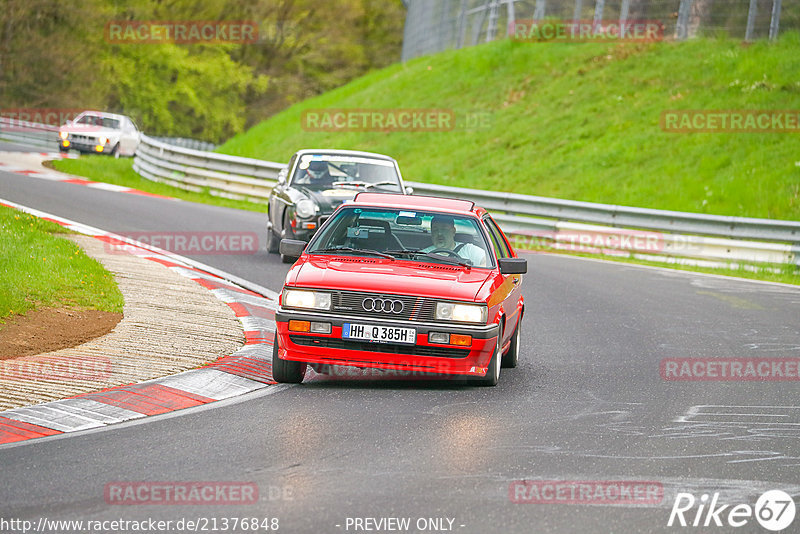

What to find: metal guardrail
left=131, top=134, right=799, bottom=268
left=133, top=134, right=283, bottom=202
left=0, top=117, right=59, bottom=149
left=3, top=120, right=796, bottom=269
left=149, top=136, right=218, bottom=152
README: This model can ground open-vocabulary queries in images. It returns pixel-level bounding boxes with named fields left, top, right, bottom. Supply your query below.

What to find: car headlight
left=282, top=289, right=331, bottom=311
left=99, top=137, right=109, bottom=145
left=435, top=302, right=487, bottom=323
left=295, top=199, right=317, bottom=219
left=58, top=131, right=68, bottom=140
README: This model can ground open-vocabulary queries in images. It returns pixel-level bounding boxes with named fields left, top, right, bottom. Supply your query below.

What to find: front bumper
left=61, top=138, right=113, bottom=154
left=275, top=309, right=499, bottom=376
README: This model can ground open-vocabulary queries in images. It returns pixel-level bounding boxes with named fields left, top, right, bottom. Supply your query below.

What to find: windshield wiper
left=331, top=181, right=370, bottom=189
left=314, top=246, right=395, bottom=260
left=364, top=181, right=399, bottom=190
left=384, top=249, right=471, bottom=269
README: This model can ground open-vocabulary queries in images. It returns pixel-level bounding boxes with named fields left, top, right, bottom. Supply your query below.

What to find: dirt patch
left=0, top=308, right=122, bottom=359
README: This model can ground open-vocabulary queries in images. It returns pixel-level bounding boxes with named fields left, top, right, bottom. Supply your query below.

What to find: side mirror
left=277, top=168, right=288, bottom=185
left=498, top=257, right=527, bottom=275
left=404, top=186, right=414, bottom=195
left=280, top=239, right=307, bottom=258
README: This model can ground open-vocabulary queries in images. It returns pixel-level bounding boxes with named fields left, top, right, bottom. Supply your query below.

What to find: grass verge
left=219, top=34, right=800, bottom=221
left=0, top=206, right=124, bottom=322
left=47, top=156, right=267, bottom=213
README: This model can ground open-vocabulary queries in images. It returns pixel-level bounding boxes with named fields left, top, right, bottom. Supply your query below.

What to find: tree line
left=0, top=0, right=405, bottom=142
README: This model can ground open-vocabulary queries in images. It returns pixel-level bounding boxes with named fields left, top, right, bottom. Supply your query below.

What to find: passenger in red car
left=423, top=215, right=488, bottom=267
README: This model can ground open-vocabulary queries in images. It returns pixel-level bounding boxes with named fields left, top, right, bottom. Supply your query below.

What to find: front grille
left=70, top=134, right=96, bottom=143
left=333, top=290, right=426, bottom=321
left=290, top=335, right=469, bottom=359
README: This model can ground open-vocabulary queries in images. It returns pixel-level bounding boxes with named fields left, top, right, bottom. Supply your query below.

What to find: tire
left=502, top=320, right=520, bottom=369
left=266, top=216, right=279, bottom=253
left=111, top=144, right=120, bottom=158
left=469, top=325, right=501, bottom=386
left=280, top=211, right=298, bottom=264
left=271, top=332, right=306, bottom=383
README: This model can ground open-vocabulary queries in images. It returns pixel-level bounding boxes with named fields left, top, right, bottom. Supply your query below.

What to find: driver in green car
left=423, top=215, right=489, bottom=267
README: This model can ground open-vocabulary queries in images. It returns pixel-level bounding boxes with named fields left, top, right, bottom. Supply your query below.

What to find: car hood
left=290, top=256, right=491, bottom=301
left=299, top=187, right=357, bottom=214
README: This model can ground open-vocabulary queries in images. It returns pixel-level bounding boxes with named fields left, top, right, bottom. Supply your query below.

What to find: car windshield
left=75, top=114, right=120, bottom=129
left=290, top=155, right=401, bottom=193
left=307, top=206, right=493, bottom=268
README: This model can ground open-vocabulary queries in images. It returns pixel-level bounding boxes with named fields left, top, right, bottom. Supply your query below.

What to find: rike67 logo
left=668, top=490, right=796, bottom=531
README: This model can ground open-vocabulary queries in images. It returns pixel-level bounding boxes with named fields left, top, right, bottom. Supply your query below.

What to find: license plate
left=342, top=323, right=416, bottom=345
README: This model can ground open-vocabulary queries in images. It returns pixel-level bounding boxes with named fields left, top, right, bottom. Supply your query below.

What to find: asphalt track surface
left=1, top=143, right=799, bottom=533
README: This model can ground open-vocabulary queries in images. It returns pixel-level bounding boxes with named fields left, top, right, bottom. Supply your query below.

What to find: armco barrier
left=4, top=120, right=797, bottom=269
left=131, top=134, right=799, bottom=269
left=133, top=135, right=283, bottom=202
left=0, top=117, right=59, bottom=148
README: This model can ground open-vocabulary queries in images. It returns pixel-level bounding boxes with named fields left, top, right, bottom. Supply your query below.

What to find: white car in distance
left=58, top=111, right=141, bottom=157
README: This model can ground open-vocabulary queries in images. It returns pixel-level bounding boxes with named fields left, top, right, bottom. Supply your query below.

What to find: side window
left=483, top=216, right=511, bottom=259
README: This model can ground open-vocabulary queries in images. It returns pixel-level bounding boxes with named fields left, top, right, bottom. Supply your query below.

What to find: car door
left=270, top=154, right=296, bottom=235
left=483, top=215, right=523, bottom=347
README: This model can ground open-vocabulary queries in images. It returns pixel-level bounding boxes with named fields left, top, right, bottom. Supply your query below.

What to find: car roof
left=293, top=149, right=397, bottom=163
left=352, top=193, right=484, bottom=216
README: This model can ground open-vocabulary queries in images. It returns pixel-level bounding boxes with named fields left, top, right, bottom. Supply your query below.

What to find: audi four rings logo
left=362, top=298, right=404, bottom=314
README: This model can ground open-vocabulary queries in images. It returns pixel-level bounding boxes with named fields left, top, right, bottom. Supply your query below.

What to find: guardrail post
left=769, top=0, right=782, bottom=40
left=620, top=0, right=630, bottom=25
left=675, top=0, right=693, bottom=41
left=533, top=0, right=546, bottom=21
left=573, top=0, right=583, bottom=22
left=505, top=0, right=516, bottom=35
left=745, top=0, right=758, bottom=41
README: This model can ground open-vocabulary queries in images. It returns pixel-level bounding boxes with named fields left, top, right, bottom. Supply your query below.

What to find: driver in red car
left=424, top=215, right=488, bottom=267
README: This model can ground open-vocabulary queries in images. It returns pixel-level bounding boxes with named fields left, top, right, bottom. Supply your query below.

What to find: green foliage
left=104, top=44, right=266, bottom=142
left=0, top=0, right=404, bottom=142
left=219, top=35, right=800, bottom=221
left=0, top=207, right=124, bottom=320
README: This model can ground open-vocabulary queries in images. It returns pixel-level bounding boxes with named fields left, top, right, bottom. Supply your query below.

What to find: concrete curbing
left=0, top=198, right=279, bottom=446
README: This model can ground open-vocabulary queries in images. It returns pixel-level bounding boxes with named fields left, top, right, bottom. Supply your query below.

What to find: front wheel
left=271, top=332, right=306, bottom=383
left=280, top=212, right=299, bottom=264
left=111, top=144, right=120, bottom=158
left=502, top=320, right=520, bottom=368
left=468, top=326, right=501, bottom=386
left=266, top=219, right=279, bottom=253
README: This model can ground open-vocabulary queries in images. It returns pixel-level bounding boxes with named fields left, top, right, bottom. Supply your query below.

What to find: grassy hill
left=218, top=34, right=800, bottom=221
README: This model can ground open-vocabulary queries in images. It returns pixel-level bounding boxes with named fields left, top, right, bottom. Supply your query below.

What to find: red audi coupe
left=273, top=193, right=526, bottom=386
